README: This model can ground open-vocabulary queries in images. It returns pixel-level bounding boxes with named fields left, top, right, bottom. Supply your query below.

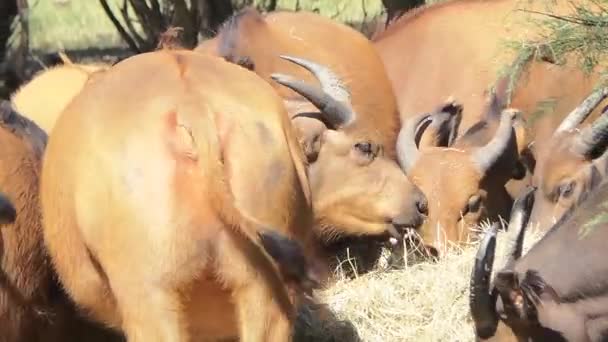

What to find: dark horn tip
left=469, top=223, right=499, bottom=337
left=439, top=96, right=463, bottom=115
left=502, top=108, right=521, bottom=121
left=476, top=324, right=500, bottom=340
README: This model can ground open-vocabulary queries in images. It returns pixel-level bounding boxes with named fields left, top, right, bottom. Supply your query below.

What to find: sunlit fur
left=409, top=118, right=522, bottom=254
left=372, top=0, right=608, bottom=200
left=11, top=59, right=109, bottom=134
left=530, top=127, right=608, bottom=232
left=478, top=179, right=608, bottom=341
left=0, top=104, right=53, bottom=341
left=196, top=8, right=425, bottom=247
left=40, top=50, right=318, bottom=341
left=0, top=103, right=119, bottom=341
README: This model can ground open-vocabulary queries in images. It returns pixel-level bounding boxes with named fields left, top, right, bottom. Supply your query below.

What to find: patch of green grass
left=28, top=0, right=386, bottom=53
left=29, top=0, right=126, bottom=51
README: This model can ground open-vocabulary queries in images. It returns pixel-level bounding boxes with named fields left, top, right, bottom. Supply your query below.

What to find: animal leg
left=232, top=281, right=292, bottom=342
left=113, top=285, right=187, bottom=342
left=215, top=233, right=293, bottom=342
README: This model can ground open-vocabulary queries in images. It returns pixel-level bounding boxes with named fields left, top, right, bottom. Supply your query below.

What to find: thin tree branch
left=99, top=0, right=141, bottom=53
left=119, top=0, right=146, bottom=48
left=517, top=8, right=608, bottom=28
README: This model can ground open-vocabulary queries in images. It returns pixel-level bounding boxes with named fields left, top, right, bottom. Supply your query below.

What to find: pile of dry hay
left=297, top=224, right=545, bottom=342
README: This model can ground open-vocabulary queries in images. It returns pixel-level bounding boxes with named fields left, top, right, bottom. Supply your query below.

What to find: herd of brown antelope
left=1, top=1, right=608, bottom=341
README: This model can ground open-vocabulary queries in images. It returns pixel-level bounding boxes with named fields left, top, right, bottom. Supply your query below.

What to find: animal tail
left=212, top=170, right=305, bottom=323
left=195, top=103, right=314, bottom=322
left=216, top=7, right=264, bottom=70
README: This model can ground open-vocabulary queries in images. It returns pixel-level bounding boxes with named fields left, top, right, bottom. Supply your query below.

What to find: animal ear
left=290, top=114, right=328, bottom=163
left=171, top=114, right=199, bottom=161
left=417, top=98, right=463, bottom=149
left=223, top=54, right=255, bottom=71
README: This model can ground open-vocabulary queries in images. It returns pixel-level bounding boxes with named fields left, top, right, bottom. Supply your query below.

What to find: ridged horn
left=469, top=222, right=499, bottom=339
left=554, top=87, right=608, bottom=135
left=472, top=109, right=518, bottom=174
left=572, top=108, right=608, bottom=160
left=505, top=185, right=536, bottom=267
left=278, top=55, right=351, bottom=104
left=271, top=73, right=355, bottom=129
left=397, top=113, right=432, bottom=174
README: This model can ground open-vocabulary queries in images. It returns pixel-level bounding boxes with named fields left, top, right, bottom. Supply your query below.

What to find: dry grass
left=300, top=223, right=546, bottom=342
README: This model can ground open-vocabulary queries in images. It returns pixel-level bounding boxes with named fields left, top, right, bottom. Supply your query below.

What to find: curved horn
left=397, top=113, right=432, bottom=174
left=470, top=222, right=499, bottom=339
left=505, top=185, right=536, bottom=267
left=554, top=87, right=608, bottom=135
left=572, top=108, right=608, bottom=160
left=472, top=109, right=518, bottom=174
left=270, top=73, right=355, bottom=129
left=278, top=55, right=351, bottom=104
left=435, top=98, right=463, bottom=147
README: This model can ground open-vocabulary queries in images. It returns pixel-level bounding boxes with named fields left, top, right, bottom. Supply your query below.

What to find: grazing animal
left=10, top=54, right=109, bottom=134
left=40, top=50, right=320, bottom=341
left=0, top=99, right=51, bottom=342
left=397, top=91, right=527, bottom=256
left=0, top=101, right=121, bottom=342
left=372, top=0, right=607, bottom=200
left=197, top=9, right=428, bottom=262
left=529, top=87, right=608, bottom=231
left=471, top=180, right=608, bottom=341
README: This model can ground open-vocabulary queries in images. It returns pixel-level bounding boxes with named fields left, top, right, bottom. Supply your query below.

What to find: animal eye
left=354, top=142, right=373, bottom=153
left=464, top=195, right=482, bottom=215
left=354, top=141, right=379, bottom=158
left=557, top=181, right=575, bottom=199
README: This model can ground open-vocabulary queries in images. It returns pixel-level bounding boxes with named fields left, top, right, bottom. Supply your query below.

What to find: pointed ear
left=417, top=98, right=463, bottom=149
left=290, top=114, right=328, bottom=163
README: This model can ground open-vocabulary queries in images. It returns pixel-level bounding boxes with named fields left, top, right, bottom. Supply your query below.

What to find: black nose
left=424, top=245, right=440, bottom=259
left=416, top=198, right=428, bottom=215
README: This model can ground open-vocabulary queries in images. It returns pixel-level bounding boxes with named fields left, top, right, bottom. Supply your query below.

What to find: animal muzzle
left=419, top=221, right=464, bottom=258
left=391, top=194, right=427, bottom=230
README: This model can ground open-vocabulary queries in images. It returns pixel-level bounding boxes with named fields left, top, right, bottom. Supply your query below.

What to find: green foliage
left=28, top=0, right=385, bottom=52
left=498, top=0, right=608, bottom=102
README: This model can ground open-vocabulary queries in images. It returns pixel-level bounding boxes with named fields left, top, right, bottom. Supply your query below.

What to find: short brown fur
left=41, top=50, right=317, bottom=341
left=0, top=102, right=121, bottom=342
left=196, top=9, right=426, bottom=260
left=373, top=0, right=607, bottom=198
left=11, top=59, right=110, bottom=134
